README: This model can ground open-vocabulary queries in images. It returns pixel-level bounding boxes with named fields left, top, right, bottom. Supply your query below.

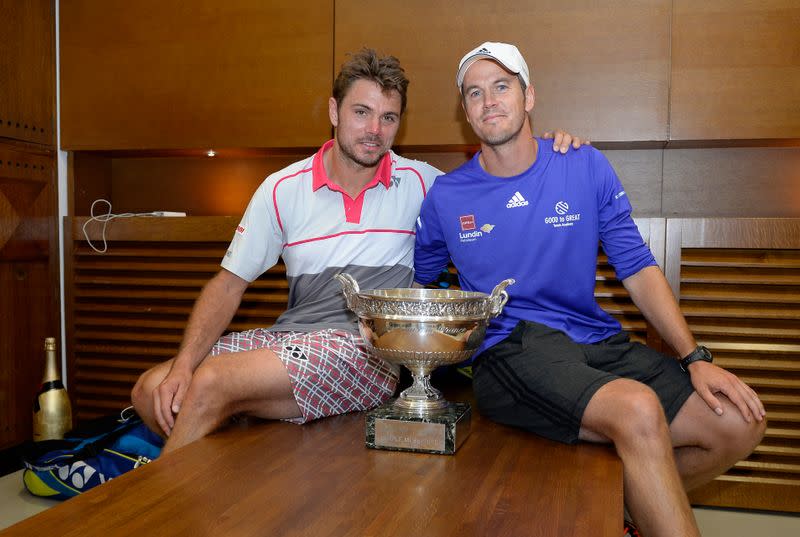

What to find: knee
left=180, top=363, right=225, bottom=414
left=717, top=409, right=767, bottom=459
left=610, top=386, right=669, bottom=446
left=131, top=370, right=153, bottom=414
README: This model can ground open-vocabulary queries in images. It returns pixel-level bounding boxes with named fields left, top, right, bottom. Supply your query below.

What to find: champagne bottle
left=32, top=337, right=73, bottom=441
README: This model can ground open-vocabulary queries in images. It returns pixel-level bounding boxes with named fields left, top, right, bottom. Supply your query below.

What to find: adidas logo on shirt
left=506, top=191, right=529, bottom=208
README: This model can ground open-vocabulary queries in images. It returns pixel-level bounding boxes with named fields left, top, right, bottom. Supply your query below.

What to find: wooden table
left=3, top=401, right=622, bottom=536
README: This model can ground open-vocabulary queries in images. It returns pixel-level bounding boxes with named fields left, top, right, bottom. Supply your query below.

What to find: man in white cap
left=414, top=42, right=766, bottom=537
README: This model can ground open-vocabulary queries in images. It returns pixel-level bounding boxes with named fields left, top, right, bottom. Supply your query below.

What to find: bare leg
left=670, top=392, right=766, bottom=491
left=131, top=348, right=301, bottom=453
left=580, top=378, right=700, bottom=537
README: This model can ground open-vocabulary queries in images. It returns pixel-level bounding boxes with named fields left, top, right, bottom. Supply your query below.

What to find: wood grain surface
left=2, top=393, right=622, bottom=536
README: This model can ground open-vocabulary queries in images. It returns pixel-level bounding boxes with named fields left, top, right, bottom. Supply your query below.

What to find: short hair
left=332, top=48, right=409, bottom=114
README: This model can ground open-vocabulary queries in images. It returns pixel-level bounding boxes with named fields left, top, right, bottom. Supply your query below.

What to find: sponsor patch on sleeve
left=236, top=224, right=246, bottom=235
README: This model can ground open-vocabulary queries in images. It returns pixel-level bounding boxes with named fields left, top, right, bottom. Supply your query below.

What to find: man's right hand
left=153, top=362, right=193, bottom=436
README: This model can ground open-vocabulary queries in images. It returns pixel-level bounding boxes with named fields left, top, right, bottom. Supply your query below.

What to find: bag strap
left=23, top=407, right=143, bottom=471
left=70, top=407, right=142, bottom=459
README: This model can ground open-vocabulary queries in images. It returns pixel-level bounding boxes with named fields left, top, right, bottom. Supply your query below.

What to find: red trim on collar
left=311, top=139, right=393, bottom=195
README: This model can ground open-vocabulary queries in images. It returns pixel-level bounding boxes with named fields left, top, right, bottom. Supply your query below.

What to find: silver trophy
left=336, top=273, right=514, bottom=454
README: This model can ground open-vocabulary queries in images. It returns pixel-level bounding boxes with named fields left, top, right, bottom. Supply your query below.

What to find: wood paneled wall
left=0, top=0, right=58, bottom=450
left=671, top=0, right=800, bottom=140
left=663, top=147, right=800, bottom=217
left=337, top=0, right=671, bottom=145
left=59, top=1, right=800, bottom=149
left=59, top=1, right=334, bottom=150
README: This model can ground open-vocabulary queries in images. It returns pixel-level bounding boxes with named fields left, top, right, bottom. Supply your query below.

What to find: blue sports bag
left=20, top=407, right=163, bottom=500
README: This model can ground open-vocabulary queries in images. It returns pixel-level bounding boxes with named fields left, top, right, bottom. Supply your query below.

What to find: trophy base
left=365, top=400, right=471, bottom=455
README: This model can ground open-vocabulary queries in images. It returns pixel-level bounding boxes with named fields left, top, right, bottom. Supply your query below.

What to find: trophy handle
left=334, top=273, right=360, bottom=309
left=489, top=278, right=515, bottom=317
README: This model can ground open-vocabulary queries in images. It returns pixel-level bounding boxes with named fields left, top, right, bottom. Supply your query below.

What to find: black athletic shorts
left=472, top=320, right=696, bottom=444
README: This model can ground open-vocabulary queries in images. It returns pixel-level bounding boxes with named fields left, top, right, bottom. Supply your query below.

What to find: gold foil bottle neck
left=42, top=337, right=61, bottom=383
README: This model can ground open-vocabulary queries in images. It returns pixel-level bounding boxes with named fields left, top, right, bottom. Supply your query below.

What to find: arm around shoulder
left=414, top=189, right=451, bottom=285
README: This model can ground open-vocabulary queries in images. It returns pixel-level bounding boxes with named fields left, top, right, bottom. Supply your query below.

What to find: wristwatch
left=679, top=345, right=713, bottom=373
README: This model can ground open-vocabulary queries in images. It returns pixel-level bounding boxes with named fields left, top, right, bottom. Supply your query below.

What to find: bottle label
left=32, top=380, right=66, bottom=413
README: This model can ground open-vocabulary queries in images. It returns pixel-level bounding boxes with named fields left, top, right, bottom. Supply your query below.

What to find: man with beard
left=131, top=47, right=587, bottom=454
left=413, top=42, right=766, bottom=537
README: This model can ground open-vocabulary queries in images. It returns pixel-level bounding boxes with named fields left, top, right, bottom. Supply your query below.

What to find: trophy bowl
left=335, top=273, right=514, bottom=413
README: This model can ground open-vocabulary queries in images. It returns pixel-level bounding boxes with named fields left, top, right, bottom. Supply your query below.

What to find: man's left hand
left=542, top=129, right=591, bottom=153
left=687, top=360, right=766, bottom=423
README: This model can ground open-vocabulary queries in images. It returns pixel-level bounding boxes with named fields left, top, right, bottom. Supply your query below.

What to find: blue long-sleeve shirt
left=414, top=138, right=656, bottom=359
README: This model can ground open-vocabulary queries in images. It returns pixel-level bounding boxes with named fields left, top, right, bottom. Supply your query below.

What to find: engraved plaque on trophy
left=336, top=274, right=513, bottom=455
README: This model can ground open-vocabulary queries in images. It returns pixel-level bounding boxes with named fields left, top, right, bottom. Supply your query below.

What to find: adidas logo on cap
left=506, top=191, right=529, bottom=208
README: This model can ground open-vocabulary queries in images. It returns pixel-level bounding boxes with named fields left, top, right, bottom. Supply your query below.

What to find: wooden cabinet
left=0, top=0, right=58, bottom=450
left=671, top=0, right=800, bottom=141
left=0, top=0, right=55, bottom=146
left=59, top=1, right=334, bottom=150
left=0, top=142, right=58, bottom=450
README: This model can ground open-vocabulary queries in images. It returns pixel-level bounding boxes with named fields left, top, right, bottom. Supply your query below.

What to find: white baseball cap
left=456, top=42, right=531, bottom=92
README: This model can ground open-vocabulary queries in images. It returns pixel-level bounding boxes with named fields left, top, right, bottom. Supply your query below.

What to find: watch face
left=697, top=346, right=712, bottom=361
left=680, top=346, right=712, bottom=372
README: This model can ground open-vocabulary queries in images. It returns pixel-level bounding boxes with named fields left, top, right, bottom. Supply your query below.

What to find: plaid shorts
left=210, top=328, right=399, bottom=423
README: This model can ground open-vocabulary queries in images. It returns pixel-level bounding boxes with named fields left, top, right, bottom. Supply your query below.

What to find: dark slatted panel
left=681, top=248, right=800, bottom=491
left=596, top=252, right=649, bottom=345
left=71, top=240, right=288, bottom=421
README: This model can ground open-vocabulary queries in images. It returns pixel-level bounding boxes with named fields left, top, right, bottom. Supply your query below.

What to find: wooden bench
left=1, top=380, right=622, bottom=536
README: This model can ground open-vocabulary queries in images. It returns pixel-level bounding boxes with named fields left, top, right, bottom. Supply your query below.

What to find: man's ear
left=329, top=97, right=339, bottom=127
left=524, top=85, right=535, bottom=114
